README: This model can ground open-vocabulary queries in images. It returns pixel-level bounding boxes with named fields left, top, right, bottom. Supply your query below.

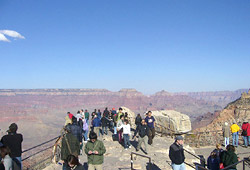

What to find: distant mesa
left=153, top=90, right=173, bottom=96
left=241, top=89, right=250, bottom=99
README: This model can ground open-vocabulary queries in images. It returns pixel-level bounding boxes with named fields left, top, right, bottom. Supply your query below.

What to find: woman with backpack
left=241, top=120, right=250, bottom=147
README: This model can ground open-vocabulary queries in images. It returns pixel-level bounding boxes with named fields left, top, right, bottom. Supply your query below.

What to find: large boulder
left=151, top=110, right=192, bottom=134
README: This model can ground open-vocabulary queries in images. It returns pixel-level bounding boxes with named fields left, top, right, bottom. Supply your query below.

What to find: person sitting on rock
left=169, top=136, right=186, bottom=170
left=85, top=132, right=106, bottom=170
left=134, top=119, right=149, bottom=154
left=145, top=111, right=155, bottom=145
left=65, top=154, right=84, bottom=170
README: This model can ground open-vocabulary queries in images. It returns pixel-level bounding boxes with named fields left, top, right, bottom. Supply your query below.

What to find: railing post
left=131, top=153, right=133, bottom=170
left=149, top=157, right=152, bottom=170
left=243, top=158, right=245, bottom=170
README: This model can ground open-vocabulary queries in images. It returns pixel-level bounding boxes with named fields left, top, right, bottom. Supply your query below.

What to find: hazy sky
left=0, top=0, right=249, bottom=94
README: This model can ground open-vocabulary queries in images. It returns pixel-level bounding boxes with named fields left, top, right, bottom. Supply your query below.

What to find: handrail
left=131, top=152, right=152, bottom=170
left=22, top=135, right=60, bottom=153
left=183, top=148, right=201, bottom=160
left=221, top=158, right=247, bottom=170
left=22, top=145, right=54, bottom=161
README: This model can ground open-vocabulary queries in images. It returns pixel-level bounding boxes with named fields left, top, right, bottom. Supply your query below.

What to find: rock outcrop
left=190, top=90, right=250, bottom=146
left=152, top=110, right=192, bottom=134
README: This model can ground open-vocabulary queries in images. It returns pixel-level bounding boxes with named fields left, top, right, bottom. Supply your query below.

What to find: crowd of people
left=0, top=107, right=249, bottom=170
left=223, top=120, right=250, bottom=148
left=60, top=107, right=157, bottom=170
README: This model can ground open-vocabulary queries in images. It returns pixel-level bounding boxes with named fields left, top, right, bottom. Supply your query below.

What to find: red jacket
left=242, top=123, right=250, bottom=136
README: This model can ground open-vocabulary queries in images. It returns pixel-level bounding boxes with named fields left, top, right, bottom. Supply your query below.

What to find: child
left=122, top=120, right=131, bottom=150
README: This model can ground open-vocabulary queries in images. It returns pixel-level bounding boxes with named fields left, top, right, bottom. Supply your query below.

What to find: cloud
left=0, top=30, right=25, bottom=42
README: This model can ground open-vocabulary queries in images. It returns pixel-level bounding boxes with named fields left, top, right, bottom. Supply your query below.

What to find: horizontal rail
left=184, top=161, right=196, bottom=169
left=26, top=155, right=53, bottom=170
left=22, top=145, right=54, bottom=161
left=131, top=152, right=151, bottom=159
left=22, top=135, right=60, bottom=153
left=183, top=148, right=203, bottom=161
left=131, top=152, right=151, bottom=170
left=221, top=159, right=245, bottom=170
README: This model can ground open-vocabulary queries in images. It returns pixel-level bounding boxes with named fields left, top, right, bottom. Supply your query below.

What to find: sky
left=0, top=0, right=250, bottom=94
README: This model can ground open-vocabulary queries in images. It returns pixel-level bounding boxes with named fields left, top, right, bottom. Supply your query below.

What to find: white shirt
left=122, top=124, right=131, bottom=135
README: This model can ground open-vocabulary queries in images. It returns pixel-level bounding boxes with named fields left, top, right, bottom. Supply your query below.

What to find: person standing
left=84, top=110, right=90, bottom=124
left=145, top=111, right=156, bottom=145
left=241, top=120, right=250, bottom=147
left=85, top=132, right=106, bottom=170
left=223, top=122, right=230, bottom=147
left=82, top=118, right=89, bottom=143
left=117, top=108, right=124, bottom=123
left=117, top=115, right=125, bottom=144
left=230, top=121, right=240, bottom=147
left=69, top=117, right=83, bottom=144
left=92, top=115, right=101, bottom=137
left=122, top=120, right=131, bottom=150
left=169, top=136, right=186, bottom=170
left=1, top=123, right=23, bottom=169
left=61, top=126, right=80, bottom=170
left=134, top=119, right=149, bottom=154
left=112, top=108, right=118, bottom=135
left=101, top=116, right=108, bottom=135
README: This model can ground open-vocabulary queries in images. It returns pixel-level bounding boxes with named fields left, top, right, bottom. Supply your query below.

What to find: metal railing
left=221, top=157, right=250, bottom=170
left=21, top=135, right=61, bottom=170
left=131, top=152, right=152, bottom=170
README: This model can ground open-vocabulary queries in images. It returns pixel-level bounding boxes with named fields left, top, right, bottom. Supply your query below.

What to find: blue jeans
left=114, top=126, right=117, bottom=134
left=83, top=129, right=88, bottom=141
left=102, top=126, right=108, bottom=135
left=224, top=137, right=229, bottom=147
left=123, top=134, right=131, bottom=149
left=172, top=163, right=186, bottom=170
left=243, top=136, right=250, bottom=146
left=232, top=132, right=239, bottom=146
left=15, top=157, right=22, bottom=170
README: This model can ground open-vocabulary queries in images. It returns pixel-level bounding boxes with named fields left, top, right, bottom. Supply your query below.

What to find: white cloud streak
left=0, top=30, right=25, bottom=42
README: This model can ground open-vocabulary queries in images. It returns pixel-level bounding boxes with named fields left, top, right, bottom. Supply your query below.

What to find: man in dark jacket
left=169, top=136, right=186, bottom=170
left=92, top=115, right=101, bottom=137
left=101, top=116, right=109, bottom=135
left=85, top=132, right=106, bottom=170
left=134, top=119, right=149, bottom=154
left=1, top=123, right=23, bottom=169
left=61, top=125, right=80, bottom=170
left=69, top=116, right=83, bottom=143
